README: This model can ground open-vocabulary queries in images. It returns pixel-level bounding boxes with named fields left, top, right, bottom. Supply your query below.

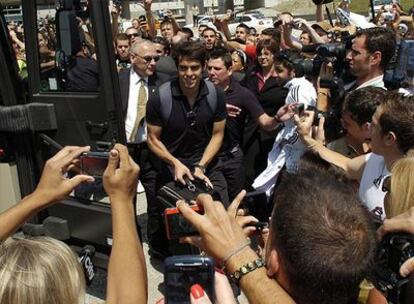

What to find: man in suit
left=118, top=39, right=171, bottom=259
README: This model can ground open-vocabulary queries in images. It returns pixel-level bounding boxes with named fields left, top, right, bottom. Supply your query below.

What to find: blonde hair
left=0, top=237, right=85, bottom=304
left=386, top=152, right=414, bottom=218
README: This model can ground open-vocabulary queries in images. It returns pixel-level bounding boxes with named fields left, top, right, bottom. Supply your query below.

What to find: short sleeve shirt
left=146, top=78, right=226, bottom=162
left=223, top=79, right=264, bottom=149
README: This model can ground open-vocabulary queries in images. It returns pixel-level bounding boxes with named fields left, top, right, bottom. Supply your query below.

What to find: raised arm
left=294, top=111, right=367, bottom=181
left=144, top=0, right=156, bottom=38
left=104, top=144, right=147, bottom=304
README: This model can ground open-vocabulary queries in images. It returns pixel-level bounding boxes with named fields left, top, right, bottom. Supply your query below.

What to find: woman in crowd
left=240, top=39, right=289, bottom=184
left=231, top=49, right=247, bottom=81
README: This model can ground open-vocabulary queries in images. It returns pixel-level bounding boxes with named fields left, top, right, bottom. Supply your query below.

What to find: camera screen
left=166, top=212, right=199, bottom=239
left=243, top=191, right=269, bottom=223
left=165, top=265, right=214, bottom=303
left=80, top=155, right=108, bottom=177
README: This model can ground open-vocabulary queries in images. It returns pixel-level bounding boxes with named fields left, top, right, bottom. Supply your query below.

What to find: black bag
left=157, top=177, right=217, bottom=209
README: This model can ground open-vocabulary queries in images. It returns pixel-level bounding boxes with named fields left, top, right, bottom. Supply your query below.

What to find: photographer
left=177, top=168, right=376, bottom=304
left=0, top=145, right=147, bottom=304
left=345, top=27, right=396, bottom=91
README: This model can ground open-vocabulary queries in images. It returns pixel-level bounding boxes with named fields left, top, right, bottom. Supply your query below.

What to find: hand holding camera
left=33, top=146, right=94, bottom=206
left=102, top=144, right=140, bottom=203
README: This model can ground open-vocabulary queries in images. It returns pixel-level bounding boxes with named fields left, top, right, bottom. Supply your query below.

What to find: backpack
left=158, top=80, right=218, bottom=124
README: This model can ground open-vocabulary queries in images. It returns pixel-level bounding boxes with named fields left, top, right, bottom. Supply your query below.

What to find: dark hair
left=276, top=49, right=302, bottom=71
left=160, top=19, right=172, bottom=28
left=270, top=170, right=376, bottom=304
left=343, top=87, right=386, bottom=126
left=114, top=33, right=130, bottom=45
left=176, top=41, right=206, bottom=66
left=236, top=23, right=250, bottom=32
left=152, top=36, right=170, bottom=54
left=355, top=27, right=396, bottom=70
left=179, top=27, right=194, bottom=38
left=207, top=48, right=232, bottom=69
left=260, top=27, right=281, bottom=44
left=202, top=27, right=217, bottom=36
left=379, top=92, right=414, bottom=154
left=256, top=39, right=279, bottom=57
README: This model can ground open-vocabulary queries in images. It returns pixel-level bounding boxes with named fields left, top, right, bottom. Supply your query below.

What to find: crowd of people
left=2, top=0, right=414, bottom=303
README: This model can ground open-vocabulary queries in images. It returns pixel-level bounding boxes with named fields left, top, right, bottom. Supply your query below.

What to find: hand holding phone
left=164, top=204, right=204, bottom=240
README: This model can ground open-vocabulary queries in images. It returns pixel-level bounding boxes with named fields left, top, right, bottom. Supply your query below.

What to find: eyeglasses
left=127, top=33, right=140, bottom=38
left=134, top=54, right=160, bottom=63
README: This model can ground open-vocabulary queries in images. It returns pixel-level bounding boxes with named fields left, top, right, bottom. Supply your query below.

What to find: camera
left=164, top=204, right=204, bottom=240
left=371, top=233, right=414, bottom=304
left=79, top=151, right=109, bottom=178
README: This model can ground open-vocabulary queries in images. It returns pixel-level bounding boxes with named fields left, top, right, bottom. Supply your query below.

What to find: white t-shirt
left=358, top=153, right=390, bottom=219
left=253, top=77, right=317, bottom=197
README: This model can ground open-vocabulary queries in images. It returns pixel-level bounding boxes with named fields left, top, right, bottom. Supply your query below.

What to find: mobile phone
left=240, top=191, right=269, bottom=224
left=164, top=204, right=204, bottom=240
left=164, top=255, right=215, bottom=304
left=80, top=151, right=109, bottom=178
left=295, top=103, right=305, bottom=117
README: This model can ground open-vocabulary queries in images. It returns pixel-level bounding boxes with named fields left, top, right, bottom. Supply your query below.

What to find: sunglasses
left=127, top=33, right=140, bottom=38
left=135, top=54, right=160, bottom=63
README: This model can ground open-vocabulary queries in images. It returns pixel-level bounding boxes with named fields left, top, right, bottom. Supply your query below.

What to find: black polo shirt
left=223, top=78, right=264, bottom=150
left=146, top=78, right=226, bottom=163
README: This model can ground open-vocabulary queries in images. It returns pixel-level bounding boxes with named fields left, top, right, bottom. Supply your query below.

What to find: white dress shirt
left=125, top=68, right=149, bottom=144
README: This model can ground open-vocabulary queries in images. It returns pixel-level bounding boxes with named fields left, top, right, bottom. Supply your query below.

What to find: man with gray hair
left=118, top=39, right=171, bottom=259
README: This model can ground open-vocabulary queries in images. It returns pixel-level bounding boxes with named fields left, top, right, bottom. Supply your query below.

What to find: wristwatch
left=193, top=163, right=206, bottom=174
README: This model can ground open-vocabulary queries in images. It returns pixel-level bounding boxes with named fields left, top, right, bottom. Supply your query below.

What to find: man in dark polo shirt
left=146, top=42, right=227, bottom=255
left=207, top=48, right=295, bottom=200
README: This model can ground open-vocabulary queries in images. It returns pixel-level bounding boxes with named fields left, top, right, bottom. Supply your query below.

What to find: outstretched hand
left=276, top=103, right=297, bottom=123
left=33, top=146, right=94, bottom=205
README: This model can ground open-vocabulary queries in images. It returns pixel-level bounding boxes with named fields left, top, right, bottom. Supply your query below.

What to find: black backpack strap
left=204, top=80, right=218, bottom=114
left=158, top=81, right=173, bottom=125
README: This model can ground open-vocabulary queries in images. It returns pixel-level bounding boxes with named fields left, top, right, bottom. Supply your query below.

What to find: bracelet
left=229, top=258, right=265, bottom=282
left=222, top=239, right=251, bottom=265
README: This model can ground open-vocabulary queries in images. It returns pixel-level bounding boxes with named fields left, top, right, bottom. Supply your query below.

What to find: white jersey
left=253, top=77, right=317, bottom=197
left=358, top=153, right=390, bottom=219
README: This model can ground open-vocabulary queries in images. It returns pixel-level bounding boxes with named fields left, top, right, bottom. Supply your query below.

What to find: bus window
left=35, top=0, right=100, bottom=92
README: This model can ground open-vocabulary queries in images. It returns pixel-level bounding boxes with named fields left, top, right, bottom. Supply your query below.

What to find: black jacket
left=118, top=68, right=172, bottom=118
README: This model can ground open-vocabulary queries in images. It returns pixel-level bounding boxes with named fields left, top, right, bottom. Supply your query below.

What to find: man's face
left=154, top=43, right=166, bottom=56
left=274, top=61, right=293, bottom=86
left=207, top=58, right=231, bottom=87
left=368, top=107, right=386, bottom=154
left=198, top=25, right=207, bottom=36
left=203, top=30, right=216, bottom=50
left=132, top=19, right=140, bottom=29
left=125, top=28, right=140, bottom=43
left=116, top=39, right=130, bottom=60
left=161, top=24, right=174, bottom=41
left=130, top=44, right=158, bottom=77
left=178, top=56, right=203, bottom=91
left=341, top=111, right=369, bottom=143
left=235, top=26, right=248, bottom=42
left=346, top=35, right=374, bottom=79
